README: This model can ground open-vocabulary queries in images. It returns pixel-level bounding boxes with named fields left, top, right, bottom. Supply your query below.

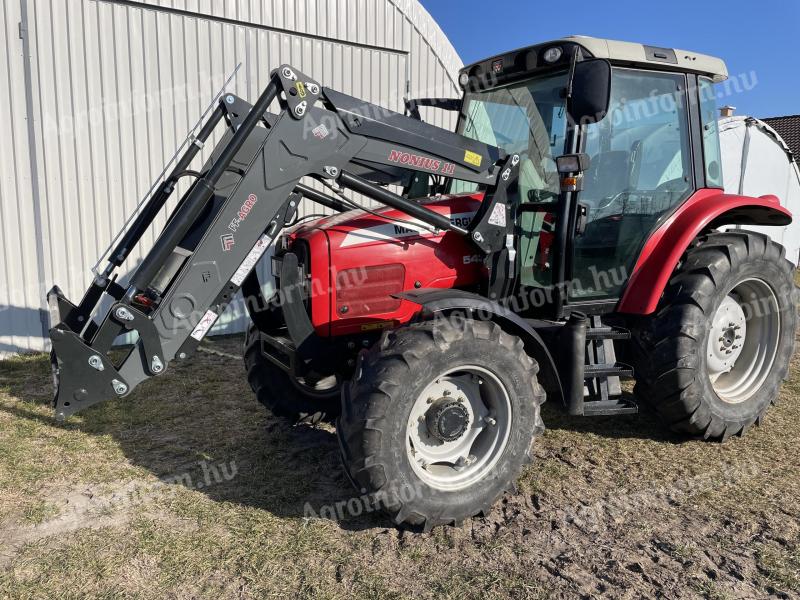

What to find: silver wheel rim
left=291, top=374, right=340, bottom=399
left=706, top=278, right=781, bottom=404
left=406, top=366, right=512, bottom=492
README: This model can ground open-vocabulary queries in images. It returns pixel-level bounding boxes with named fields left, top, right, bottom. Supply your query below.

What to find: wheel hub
left=425, top=398, right=470, bottom=442
left=707, top=295, right=747, bottom=375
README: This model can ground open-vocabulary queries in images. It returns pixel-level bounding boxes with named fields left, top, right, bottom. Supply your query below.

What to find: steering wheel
left=594, top=190, right=630, bottom=212
left=527, top=189, right=559, bottom=202
left=655, top=178, right=687, bottom=193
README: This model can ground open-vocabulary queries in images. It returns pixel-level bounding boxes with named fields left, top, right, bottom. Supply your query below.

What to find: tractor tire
left=632, top=230, right=797, bottom=441
left=244, top=324, right=340, bottom=424
left=337, top=318, right=545, bottom=530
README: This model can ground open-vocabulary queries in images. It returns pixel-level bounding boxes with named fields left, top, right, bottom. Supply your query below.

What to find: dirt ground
left=0, top=326, right=799, bottom=599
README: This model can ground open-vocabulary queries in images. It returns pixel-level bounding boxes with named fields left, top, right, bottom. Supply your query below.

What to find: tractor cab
left=451, top=36, right=728, bottom=316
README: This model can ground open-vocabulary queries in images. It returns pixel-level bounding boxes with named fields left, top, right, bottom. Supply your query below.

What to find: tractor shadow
left=0, top=352, right=388, bottom=532
left=540, top=397, right=682, bottom=443
left=0, top=351, right=682, bottom=533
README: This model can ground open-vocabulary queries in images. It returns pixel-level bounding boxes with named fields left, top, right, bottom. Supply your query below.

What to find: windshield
left=452, top=71, right=570, bottom=201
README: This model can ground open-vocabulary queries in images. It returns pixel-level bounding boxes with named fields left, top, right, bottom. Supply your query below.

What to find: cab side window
left=699, top=77, right=724, bottom=188
left=570, top=69, right=693, bottom=300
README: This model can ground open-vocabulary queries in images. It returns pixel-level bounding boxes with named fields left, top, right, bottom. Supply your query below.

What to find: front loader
left=48, top=37, right=797, bottom=529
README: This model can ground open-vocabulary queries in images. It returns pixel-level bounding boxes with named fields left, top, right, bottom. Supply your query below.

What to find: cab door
left=568, top=68, right=695, bottom=303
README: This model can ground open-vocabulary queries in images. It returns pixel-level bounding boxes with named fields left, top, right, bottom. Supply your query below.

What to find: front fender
left=617, top=190, right=792, bottom=315
left=397, top=289, right=564, bottom=406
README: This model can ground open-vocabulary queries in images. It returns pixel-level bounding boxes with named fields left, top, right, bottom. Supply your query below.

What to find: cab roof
left=564, top=35, right=728, bottom=82
left=461, top=35, right=729, bottom=85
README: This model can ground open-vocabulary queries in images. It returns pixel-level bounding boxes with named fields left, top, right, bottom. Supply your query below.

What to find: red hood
left=285, top=190, right=486, bottom=337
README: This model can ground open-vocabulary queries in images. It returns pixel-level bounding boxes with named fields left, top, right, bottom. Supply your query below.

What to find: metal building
left=0, top=0, right=463, bottom=356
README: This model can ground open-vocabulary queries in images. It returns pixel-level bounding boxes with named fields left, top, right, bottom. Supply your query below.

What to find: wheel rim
left=406, top=366, right=512, bottom=492
left=290, top=373, right=340, bottom=399
left=706, top=278, right=781, bottom=404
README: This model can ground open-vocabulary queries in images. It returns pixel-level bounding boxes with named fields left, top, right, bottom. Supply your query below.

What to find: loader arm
left=47, top=65, right=520, bottom=419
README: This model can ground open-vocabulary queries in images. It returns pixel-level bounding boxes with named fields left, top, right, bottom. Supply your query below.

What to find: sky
left=420, top=0, right=799, bottom=119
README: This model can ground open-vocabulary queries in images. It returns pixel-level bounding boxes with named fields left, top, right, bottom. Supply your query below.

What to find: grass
left=0, top=325, right=799, bottom=598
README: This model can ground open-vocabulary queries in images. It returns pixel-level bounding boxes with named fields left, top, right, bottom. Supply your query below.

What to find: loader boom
left=47, top=64, right=518, bottom=419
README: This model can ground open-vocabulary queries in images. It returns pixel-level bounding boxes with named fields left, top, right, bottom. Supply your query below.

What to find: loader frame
left=48, top=65, right=521, bottom=419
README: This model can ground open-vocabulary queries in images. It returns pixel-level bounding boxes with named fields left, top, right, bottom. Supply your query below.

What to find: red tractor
left=48, top=36, right=797, bottom=530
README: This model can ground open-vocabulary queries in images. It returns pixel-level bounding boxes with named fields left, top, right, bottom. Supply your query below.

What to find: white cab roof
left=563, top=35, right=729, bottom=82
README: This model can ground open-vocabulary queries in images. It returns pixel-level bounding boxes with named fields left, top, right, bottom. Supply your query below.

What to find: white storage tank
left=719, top=116, right=800, bottom=266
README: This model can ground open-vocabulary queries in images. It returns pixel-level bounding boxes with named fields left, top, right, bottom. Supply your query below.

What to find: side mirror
left=567, top=59, right=612, bottom=125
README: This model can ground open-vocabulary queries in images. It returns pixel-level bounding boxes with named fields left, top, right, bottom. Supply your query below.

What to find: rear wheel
left=337, top=319, right=545, bottom=529
left=244, top=324, right=340, bottom=424
left=633, top=231, right=797, bottom=440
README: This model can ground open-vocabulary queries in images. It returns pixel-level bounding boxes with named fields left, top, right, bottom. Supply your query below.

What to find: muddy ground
left=0, top=332, right=798, bottom=599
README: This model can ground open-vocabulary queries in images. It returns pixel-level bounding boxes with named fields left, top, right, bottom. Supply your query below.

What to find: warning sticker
left=230, top=234, right=273, bottom=286
left=190, top=309, right=219, bottom=341
left=488, top=203, right=507, bottom=227
left=464, top=150, right=483, bottom=167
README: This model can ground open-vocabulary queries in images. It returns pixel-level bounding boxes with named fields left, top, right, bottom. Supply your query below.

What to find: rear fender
left=617, top=190, right=792, bottom=315
left=397, top=289, right=564, bottom=406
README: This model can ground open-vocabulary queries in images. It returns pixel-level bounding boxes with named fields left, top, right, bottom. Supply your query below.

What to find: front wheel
left=244, top=325, right=341, bottom=424
left=633, top=231, right=797, bottom=440
left=337, top=319, right=545, bottom=529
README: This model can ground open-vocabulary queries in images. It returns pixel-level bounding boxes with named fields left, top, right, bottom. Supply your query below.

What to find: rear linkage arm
left=47, top=65, right=519, bottom=419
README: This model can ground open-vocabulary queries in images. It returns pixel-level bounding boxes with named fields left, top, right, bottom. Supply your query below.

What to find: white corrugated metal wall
left=0, top=0, right=462, bottom=355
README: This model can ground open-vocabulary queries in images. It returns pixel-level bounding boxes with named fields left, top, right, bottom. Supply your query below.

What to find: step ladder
left=559, top=313, right=638, bottom=417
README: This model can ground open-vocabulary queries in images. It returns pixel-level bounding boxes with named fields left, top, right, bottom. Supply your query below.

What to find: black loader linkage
left=47, top=64, right=518, bottom=419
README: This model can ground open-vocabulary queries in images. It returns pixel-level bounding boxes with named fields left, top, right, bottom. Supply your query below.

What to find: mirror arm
left=565, top=46, right=580, bottom=104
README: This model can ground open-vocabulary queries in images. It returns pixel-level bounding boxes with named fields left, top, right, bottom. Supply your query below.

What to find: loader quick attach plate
left=47, top=288, right=129, bottom=420
left=49, top=326, right=128, bottom=420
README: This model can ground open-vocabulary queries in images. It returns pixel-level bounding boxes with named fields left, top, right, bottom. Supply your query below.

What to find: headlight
left=458, top=72, right=470, bottom=88
left=543, top=47, right=563, bottom=63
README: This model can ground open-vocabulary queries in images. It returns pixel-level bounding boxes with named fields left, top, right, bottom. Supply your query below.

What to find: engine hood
left=286, top=191, right=486, bottom=337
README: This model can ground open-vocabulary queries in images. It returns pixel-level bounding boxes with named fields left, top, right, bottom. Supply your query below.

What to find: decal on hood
left=339, top=211, right=476, bottom=247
